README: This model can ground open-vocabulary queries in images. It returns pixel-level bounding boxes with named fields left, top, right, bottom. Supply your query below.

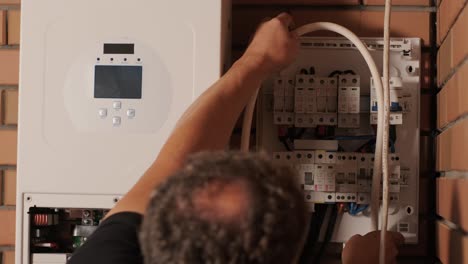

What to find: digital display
left=103, top=43, right=135, bottom=54
left=94, top=66, right=142, bottom=99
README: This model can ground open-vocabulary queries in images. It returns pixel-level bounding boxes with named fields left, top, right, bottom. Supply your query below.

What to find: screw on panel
left=113, top=198, right=120, bottom=203
left=26, top=196, right=32, bottom=202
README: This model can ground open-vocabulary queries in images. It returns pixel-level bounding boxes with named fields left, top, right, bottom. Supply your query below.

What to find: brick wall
left=436, top=0, right=468, bottom=263
left=0, top=0, right=19, bottom=263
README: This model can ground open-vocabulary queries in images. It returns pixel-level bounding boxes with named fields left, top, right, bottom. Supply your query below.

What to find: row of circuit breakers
left=271, top=74, right=411, bottom=205
left=273, top=74, right=412, bottom=128
left=273, top=150, right=406, bottom=205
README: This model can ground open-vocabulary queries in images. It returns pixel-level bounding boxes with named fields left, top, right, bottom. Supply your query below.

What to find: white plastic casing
left=17, top=0, right=231, bottom=263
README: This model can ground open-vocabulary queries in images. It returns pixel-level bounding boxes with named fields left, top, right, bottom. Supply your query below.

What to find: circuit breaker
left=258, top=37, right=420, bottom=243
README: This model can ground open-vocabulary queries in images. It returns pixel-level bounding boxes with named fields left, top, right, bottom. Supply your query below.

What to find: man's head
left=139, top=151, right=307, bottom=264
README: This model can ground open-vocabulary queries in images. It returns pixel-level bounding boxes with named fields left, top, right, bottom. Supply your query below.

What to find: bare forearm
left=107, top=13, right=298, bottom=217
left=109, top=57, right=267, bottom=216
left=162, top=58, right=266, bottom=159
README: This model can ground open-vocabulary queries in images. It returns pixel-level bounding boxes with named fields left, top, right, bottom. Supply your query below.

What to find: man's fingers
left=388, top=231, right=405, bottom=246
left=346, top=234, right=363, bottom=246
left=276, top=12, right=294, bottom=28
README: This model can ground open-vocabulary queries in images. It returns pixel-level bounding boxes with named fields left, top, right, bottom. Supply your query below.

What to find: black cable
left=313, top=204, right=339, bottom=264
left=328, top=70, right=342, bottom=77
left=294, top=128, right=307, bottom=139
left=299, top=204, right=328, bottom=264
left=279, top=137, right=293, bottom=151
left=309, top=67, right=316, bottom=75
left=343, top=69, right=357, bottom=75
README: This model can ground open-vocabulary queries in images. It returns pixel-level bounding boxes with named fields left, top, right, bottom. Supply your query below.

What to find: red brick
left=233, top=0, right=359, bottom=5
left=232, top=9, right=363, bottom=46
left=364, top=0, right=431, bottom=5
left=0, top=0, right=20, bottom=4
left=0, top=90, right=3, bottom=125
left=0, top=171, right=2, bottom=205
left=0, top=130, right=17, bottom=165
left=3, top=170, right=16, bottom=206
left=436, top=221, right=468, bottom=264
left=452, top=5, right=468, bottom=68
left=292, top=10, right=362, bottom=36
left=437, top=178, right=468, bottom=232
left=3, top=89, right=18, bottom=125
left=437, top=120, right=468, bottom=171
left=360, top=11, right=431, bottom=46
left=232, top=8, right=287, bottom=46
left=437, top=62, right=468, bottom=129
left=437, top=0, right=465, bottom=44
left=0, top=210, right=15, bottom=245
left=2, top=251, right=15, bottom=264
left=7, top=10, right=20, bottom=45
left=437, top=30, right=453, bottom=86
left=0, top=10, right=6, bottom=45
left=438, top=5, right=468, bottom=86
left=0, top=49, right=19, bottom=85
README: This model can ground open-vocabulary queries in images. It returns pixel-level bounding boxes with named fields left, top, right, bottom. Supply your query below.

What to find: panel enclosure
left=257, top=37, right=420, bottom=243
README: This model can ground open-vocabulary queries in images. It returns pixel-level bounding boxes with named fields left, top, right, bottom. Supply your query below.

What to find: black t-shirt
left=68, top=212, right=144, bottom=264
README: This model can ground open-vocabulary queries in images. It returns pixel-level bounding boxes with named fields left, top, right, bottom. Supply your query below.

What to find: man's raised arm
left=106, top=13, right=299, bottom=217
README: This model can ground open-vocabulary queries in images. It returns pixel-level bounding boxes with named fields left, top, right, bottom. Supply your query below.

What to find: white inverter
left=16, top=1, right=231, bottom=263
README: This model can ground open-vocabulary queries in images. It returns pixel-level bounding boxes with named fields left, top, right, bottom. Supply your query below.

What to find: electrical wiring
left=299, top=204, right=328, bottom=264
left=313, top=204, right=339, bottom=264
left=239, top=21, right=390, bottom=262
left=380, top=1, right=393, bottom=263
left=240, top=87, right=259, bottom=152
left=241, top=22, right=385, bottom=159
left=348, top=203, right=369, bottom=216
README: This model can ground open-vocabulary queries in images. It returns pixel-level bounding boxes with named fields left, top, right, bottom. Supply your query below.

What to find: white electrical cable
left=240, top=23, right=387, bottom=257
left=241, top=22, right=383, bottom=165
left=238, top=18, right=395, bottom=264
left=241, top=88, right=259, bottom=152
left=380, top=1, right=392, bottom=263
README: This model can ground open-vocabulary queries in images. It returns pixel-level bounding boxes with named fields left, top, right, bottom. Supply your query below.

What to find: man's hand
left=342, top=231, right=405, bottom=264
left=240, top=13, right=299, bottom=77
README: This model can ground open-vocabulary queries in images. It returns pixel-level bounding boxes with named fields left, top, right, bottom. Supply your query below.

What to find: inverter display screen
left=94, top=65, right=142, bottom=99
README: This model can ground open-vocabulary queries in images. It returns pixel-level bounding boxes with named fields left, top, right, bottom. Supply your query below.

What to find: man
left=68, top=13, right=404, bottom=264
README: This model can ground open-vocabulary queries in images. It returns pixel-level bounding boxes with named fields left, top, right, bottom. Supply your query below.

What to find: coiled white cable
left=380, top=0, right=392, bottom=263
left=239, top=21, right=388, bottom=261
left=240, top=88, right=259, bottom=151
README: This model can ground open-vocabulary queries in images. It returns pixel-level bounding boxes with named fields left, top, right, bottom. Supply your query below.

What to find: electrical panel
left=257, top=37, right=420, bottom=243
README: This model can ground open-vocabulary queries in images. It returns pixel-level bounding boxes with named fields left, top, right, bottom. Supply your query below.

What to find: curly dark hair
left=139, top=151, right=308, bottom=264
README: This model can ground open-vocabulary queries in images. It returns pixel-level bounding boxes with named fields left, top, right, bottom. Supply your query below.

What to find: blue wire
left=348, top=203, right=369, bottom=216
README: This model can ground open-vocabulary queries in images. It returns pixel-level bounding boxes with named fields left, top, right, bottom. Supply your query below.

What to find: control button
left=113, top=101, right=122, bottom=110
left=127, top=109, right=135, bottom=119
left=112, top=117, right=121, bottom=127
left=98, top=108, right=107, bottom=118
